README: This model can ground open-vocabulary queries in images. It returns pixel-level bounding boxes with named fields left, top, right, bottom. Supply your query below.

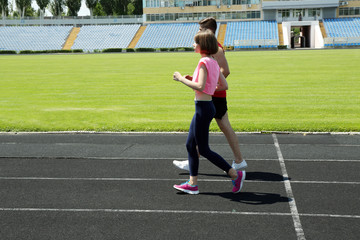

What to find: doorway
left=291, top=26, right=311, bottom=48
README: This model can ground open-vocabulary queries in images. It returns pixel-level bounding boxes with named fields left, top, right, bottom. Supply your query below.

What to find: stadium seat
left=224, top=21, right=279, bottom=49
left=323, top=18, right=360, bottom=46
left=135, top=23, right=220, bottom=48
left=72, top=25, right=140, bottom=52
left=0, top=26, right=73, bottom=51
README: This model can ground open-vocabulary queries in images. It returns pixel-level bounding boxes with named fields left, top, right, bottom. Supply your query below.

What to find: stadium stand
left=71, top=24, right=141, bottom=52
left=0, top=26, right=73, bottom=51
left=224, top=21, right=279, bottom=48
left=135, top=23, right=220, bottom=48
left=323, top=18, right=360, bottom=47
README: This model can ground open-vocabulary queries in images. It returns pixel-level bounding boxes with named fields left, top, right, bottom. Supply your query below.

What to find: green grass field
left=0, top=49, right=359, bottom=132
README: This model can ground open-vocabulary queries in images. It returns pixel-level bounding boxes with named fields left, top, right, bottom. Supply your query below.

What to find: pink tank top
left=192, top=57, right=220, bottom=95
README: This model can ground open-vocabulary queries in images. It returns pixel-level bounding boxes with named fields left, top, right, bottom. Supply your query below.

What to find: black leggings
left=186, top=101, right=232, bottom=176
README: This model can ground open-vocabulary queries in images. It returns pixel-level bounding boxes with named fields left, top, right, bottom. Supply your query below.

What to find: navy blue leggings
left=186, top=101, right=232, bottom=177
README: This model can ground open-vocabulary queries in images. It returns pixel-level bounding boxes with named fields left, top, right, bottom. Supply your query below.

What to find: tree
left=127, top=2, right=134, bottom=15
left=126, top=0, right=142, bottom=15
left=65, top=0, right=81, bottom=16
left=49, top=0, right=64, bottom=17
left=24, top=5, right=36, bottom=17
left=92, top=1, right=105, bottom=16
left=131, top=0, right=142, bottom=15
left=36, top=0, right=50, bottom=18
left=0, top=0, right=9, bottom=19
left=99, top=0, right=114, bottom=16
left=85, top=0, right=98, bottom=18
left=113, top=0, right=129, bottom=16
left=15, top=0, right=32, bottom=18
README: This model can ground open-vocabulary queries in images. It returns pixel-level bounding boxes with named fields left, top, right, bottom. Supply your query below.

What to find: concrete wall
left=263, top=9, right=277, bottom=21
left=323, top=7, right=337, bottom=19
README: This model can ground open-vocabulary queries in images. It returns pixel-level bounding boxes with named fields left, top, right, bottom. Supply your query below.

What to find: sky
left=29, top=0, right=91, bottom=17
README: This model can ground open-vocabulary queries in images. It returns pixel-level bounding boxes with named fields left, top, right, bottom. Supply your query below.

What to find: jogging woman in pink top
left=173, top=17, right=247, bottom=173
left=172, top=30, right=245, bottom=195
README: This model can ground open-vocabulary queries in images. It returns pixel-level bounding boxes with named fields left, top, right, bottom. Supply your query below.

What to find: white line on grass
left=273, top=134, right=306, bottom=240
left=0, top=207, right=359, bottom=219
left=0, top=131, right=359, bottom=135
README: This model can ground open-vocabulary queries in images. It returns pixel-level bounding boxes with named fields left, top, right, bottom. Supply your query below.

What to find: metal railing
left=233, top=39, right=279, bottom=48
left=324, top=37, right=360, bottom=46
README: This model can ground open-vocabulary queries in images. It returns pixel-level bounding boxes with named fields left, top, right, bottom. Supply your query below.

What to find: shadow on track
left=180, top=171, right=287, bottom=182
left=199, top=191, right=290, bottom=205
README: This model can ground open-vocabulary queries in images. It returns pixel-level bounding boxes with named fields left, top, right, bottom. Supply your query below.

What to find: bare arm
left=173, top=65, right=207, bottom=92
left=212, top=47, right=230, bottom=78
left=216, top=72, right=228, bottom=92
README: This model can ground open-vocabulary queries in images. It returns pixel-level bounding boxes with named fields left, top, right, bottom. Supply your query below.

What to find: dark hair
left=194, top=30, right=218, bottom=55
left=199, top=17, right=217, bottom=34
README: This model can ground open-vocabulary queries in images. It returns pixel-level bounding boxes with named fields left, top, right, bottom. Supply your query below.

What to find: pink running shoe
left=232, top=171, right=246, bottom=194
left=173, top=180, right=199, bottom=195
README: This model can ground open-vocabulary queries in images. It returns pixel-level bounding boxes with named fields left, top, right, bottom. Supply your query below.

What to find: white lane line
left=0, top=156, right=189, bottom=160
left=0, top=131, right=359, bottom=134
left=0, top=207, right=359, bottom=219
left=0, top=177, right=191, bottom=181
left=299, top=213, right=360, bottom=219
left=273, top=134, right=306, bottom=240
left=250, top=159, right=360, bottom=162
left=290, top=180, right=360, bottom=185
left=0, top=177, right=359, bottom=185
left=285, top=159, right=360, bottom=162
left=1, top=156, right=358, bottom=163
left=0, top=207, right=290, bottom=216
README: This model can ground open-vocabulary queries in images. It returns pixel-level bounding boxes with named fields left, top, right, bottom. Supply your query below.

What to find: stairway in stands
left=128, top=26, right=147, bottom=48
left=278, top=23, right=284, bottom=45
left=217, top=24, right=227, bottom=46
left=319, top=22, right=327, bottom=38
left=63, top=27, right=80, bottom=50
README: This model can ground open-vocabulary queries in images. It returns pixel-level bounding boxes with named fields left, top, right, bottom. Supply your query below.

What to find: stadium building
left=143, top=0, right=360, bottom=48
left=0, top=0, right=360, bottom=51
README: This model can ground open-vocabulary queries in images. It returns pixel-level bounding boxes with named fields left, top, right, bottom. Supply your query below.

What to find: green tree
left=24, top=5, right=36, bottom=17
left=49, top=0, right=64, bottom=17
left=36, top=0, right=50, bottom=18
left=127, top=2, right=134, bottom=15
left=93, top=1, right=105, bottom=16
left=131, top=0, right=142, bottom=15
left=65, top=0, right=81, bottom=16
left=85, top=0, right=98, bottom=18
left=0, top=0, right=9, bottom=19
left=99, top=0, right=114, bottom=15
left=113, top=0, right=128, bottom=15
left=15, top=0, right=32, bottom=18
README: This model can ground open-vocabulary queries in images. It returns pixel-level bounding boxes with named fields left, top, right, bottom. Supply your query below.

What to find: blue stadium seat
left=72, top=25, right=140, bottom=52
left=135, top=22, right=220, bottom=48
left=323, top=18, right=360, bottom=44
left=0, top=26, right=73, bottom=51
left=136, top=23, right=197, bottom=48
left=224, top=21, right=279, bottom=48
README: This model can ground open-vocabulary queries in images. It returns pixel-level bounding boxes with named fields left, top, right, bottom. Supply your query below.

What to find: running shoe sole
left=173, top=185, right=199, bottom=195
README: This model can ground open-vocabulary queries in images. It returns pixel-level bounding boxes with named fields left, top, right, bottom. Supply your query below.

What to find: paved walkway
left=0, top=133, right=359, bottom=239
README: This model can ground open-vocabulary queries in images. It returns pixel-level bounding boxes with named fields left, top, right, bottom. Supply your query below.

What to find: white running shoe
left=173, top=160, right=190, bottom=171
left=232, top=159, right=248, bottom=170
